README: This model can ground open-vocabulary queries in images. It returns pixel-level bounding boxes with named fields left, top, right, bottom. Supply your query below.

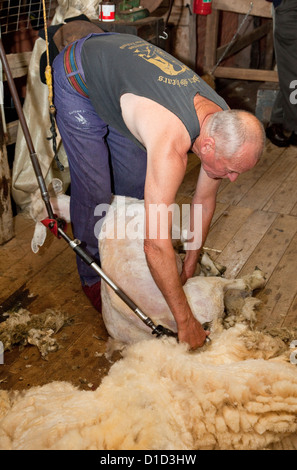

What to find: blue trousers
left=53, top=39, right=147, bottom=286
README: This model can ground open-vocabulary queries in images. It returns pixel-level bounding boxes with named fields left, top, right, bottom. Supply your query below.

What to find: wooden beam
left=213, top=66, right=278, bottom=82
left=3, top=52, right=32, bottom=80
left=204, top=9, right=220, bottom=71
left=216, top=20, right=272, bottom=62
left=6, top=120, right=19, bottom=147
left=212, top=0, right=272, bottom=18
left=0, top=112, right=14, bottom=245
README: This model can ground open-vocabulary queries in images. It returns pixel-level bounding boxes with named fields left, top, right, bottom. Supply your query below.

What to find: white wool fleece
left=0, top=325, right=297, bottom=450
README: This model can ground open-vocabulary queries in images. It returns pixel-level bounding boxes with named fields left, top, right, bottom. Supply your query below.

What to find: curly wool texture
left=0, top=325, right=297, bottom=450
left=0, top=309, right=68, bottom=358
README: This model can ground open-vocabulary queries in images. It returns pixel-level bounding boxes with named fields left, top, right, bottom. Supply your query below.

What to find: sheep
left=29, top=191, right=265, bottom=343
left=99, top=196, right=266, bottom=343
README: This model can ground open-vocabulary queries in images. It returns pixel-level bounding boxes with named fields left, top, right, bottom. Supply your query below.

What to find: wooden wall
left=0, top=18, right=38, bottom=245
left=0, top=109, right=14, bottom=245
left=157, top=0, right=274, bottom=76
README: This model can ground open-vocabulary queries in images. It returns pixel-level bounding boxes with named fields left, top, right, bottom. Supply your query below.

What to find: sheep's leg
left=200, top=252, right=226, bottom=277
left=176, top=248, right=226, bottom=277
left=221, top=268, right=266, bottom=293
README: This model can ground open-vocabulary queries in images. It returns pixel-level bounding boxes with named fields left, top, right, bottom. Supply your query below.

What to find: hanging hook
left=159, top=0, right=175, bottom=40
left=159, top=30, right=168, bottom=40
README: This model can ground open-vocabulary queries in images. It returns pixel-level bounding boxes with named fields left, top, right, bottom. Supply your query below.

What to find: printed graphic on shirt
left=134, top=44, right=188, bottom=76
left=120, top=40, right=199, bottom=81
left=157, top=75, right=200, bottom=88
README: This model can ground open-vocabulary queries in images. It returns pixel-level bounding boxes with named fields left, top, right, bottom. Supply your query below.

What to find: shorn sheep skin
left=100, top=197, right=266, bottom=343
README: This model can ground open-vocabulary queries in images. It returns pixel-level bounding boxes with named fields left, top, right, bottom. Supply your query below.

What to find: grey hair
left=204, top=109, right=265, bottom=160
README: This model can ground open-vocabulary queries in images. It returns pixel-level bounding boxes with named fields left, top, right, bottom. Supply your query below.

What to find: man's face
left=202, top=159, right=240, bottom=181
left=202, top=142, right=259, bottom=182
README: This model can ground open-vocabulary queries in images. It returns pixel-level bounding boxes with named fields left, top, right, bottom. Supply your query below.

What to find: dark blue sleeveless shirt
left=81, top=33, right=228, bottom=150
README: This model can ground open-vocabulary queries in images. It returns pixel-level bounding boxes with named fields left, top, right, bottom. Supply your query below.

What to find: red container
left=99, top=2, right=115, bottom=22
left=193, top=0, right=212, bottom=15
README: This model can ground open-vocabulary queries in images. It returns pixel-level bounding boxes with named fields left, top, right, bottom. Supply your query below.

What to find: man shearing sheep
left=51, top=31, right=265, bottom=349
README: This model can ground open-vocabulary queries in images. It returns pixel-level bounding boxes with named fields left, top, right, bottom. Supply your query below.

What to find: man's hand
left=177, top=314, right=210, bottom=349
left=180, top=255, right=201, bottom=285
left=180, top=246, right=202, bottom=285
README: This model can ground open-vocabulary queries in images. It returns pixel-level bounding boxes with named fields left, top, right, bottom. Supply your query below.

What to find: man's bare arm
left=143, top=141, right=209, bottom=348
left=121, top=94, right=210, bottom=348
left=181, top=165, right=221, bottom=284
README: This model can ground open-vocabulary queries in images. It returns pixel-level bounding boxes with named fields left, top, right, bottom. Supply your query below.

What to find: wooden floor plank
left=185, top=152, right=200, bottom=174
left=216, top=178, right=230, bottom=195
left=262, top=162, right=297, bottom=214
left=40, top=323, right=112, bottom=390
left=217, top=143, right=284, bottom=206
left=177, top=164, right=200, bottom=197
left=0, top=216, right=36, bottom=275
left=290, top=202, right=297, bottom=217
left=203, top=205, right=254, bottom=257
left=255, top=232, right=297, bottom=328
left=0, top=235, right=69, bottom=306
left=283, top=293, right=297, bottom=328
left=237, top=146, right=297, bottom=210
left=215, top=210, right=277, bottom=278
left=208, top=203, right=230, bottom=227
left=238, top=213, right=297, bottom=281
left=13, top=212, right=35, bottom=233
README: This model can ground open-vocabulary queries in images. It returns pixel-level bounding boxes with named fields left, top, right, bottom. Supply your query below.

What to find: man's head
left=195, top=110, right=265, bottom=181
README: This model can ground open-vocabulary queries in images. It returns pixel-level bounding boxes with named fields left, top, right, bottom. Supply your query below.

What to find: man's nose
left=228, top=173, right=239, bottom=182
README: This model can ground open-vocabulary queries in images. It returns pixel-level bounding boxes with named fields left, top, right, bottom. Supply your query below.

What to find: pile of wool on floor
left=0, top=322, right=297, bottom=450
left=0, top=308, right=70, bottom=358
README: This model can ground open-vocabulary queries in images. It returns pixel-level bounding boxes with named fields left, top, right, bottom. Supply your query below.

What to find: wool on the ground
left=0, top=324, right=297, bottom=450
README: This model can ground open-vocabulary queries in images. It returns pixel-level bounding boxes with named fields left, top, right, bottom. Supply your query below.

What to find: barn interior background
left=0, top=0, right=297, bottom=451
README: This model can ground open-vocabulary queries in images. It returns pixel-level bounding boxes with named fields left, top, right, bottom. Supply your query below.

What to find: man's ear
left=200, top=137, right=215, bottom=156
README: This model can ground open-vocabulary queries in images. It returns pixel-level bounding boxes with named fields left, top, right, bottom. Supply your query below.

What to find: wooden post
left=168, top=0, right=197, bottom=69
left=204, top=9, right=220, bottom=72
left=0, top=107, right=14, bottom=245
